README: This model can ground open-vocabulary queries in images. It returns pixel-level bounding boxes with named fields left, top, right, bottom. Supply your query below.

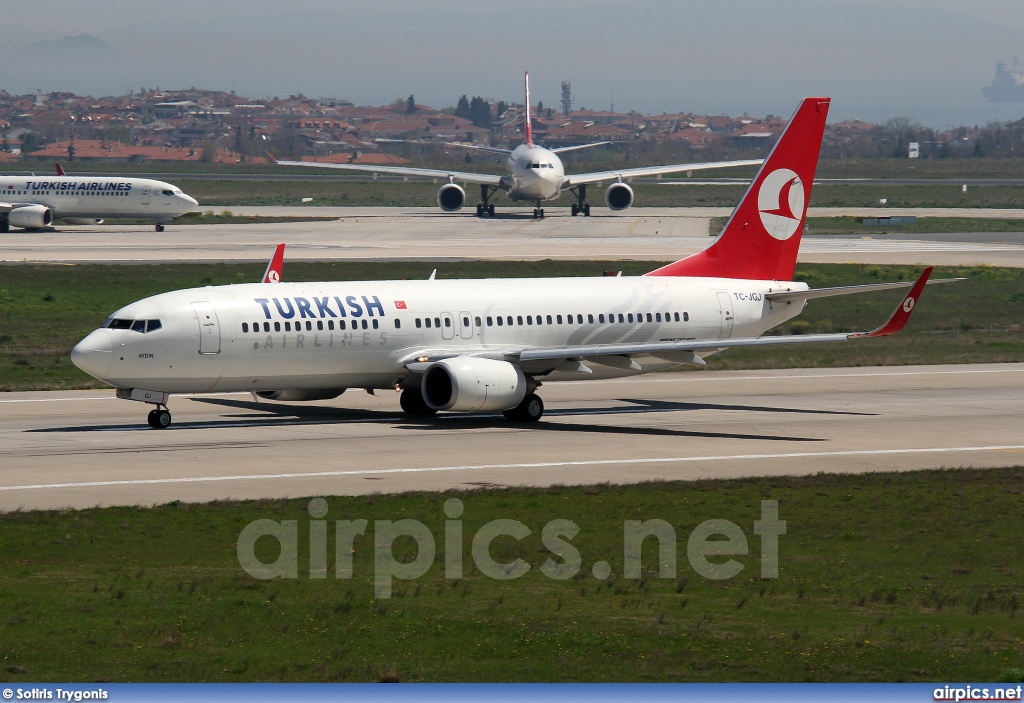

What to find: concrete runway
left=1, top=363, right=1021, bottom=512
left=4, top=206, right=1024, bottom=267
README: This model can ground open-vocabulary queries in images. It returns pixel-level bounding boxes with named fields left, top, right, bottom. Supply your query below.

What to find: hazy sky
left=2, top=0, right=1022, bottom=128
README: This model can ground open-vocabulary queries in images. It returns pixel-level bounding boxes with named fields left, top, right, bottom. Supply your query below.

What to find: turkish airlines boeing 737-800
left=0, top=173, right=198, bottom=232
left=72, top=97, right=954, bottom=429
left=272, top=73, right=763, bottom=218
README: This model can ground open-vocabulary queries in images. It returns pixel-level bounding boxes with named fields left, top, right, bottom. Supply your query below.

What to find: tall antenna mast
left=560, top=79, right=573, bottom=119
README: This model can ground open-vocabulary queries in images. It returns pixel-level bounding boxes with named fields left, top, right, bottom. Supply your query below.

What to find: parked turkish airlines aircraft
left=0, top=173, right=198, bottom=232
left=72, top=97, right=955, bottom=429
left=272, top=73, right=762, bottom=218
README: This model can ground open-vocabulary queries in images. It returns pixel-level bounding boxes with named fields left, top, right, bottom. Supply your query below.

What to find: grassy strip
left=1, top=262, right=1022, bottom=392
left=710, top=217, right=1024, bottom=235
left=6, top=157, right=1024, bottom=179
left=79, top=212, right=340, bottom=226
left=174, top=179, right=1024, bottom=209
left=1, top=468, right=1024, bottom=682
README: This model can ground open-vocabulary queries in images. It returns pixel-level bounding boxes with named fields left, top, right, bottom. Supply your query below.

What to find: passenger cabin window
left=517, top=316, right=523, bottom=325
left=487, top=316, right=493, bottom=326
left=444, top=318, right=451, bottom=328
left=274, top=322, right=281, bottom=332
left=674, top=312, right=680, bottom=322
left=372, top=319, right=379, bottom=329
left=588, top=314, right=594, bottom=324
left=394, top=319, right=401, bottom=329
left=618, top=314, right=625, bottom=323
left=416, top=318, right=422, bottom=328
left=506, top=316, right=513, bottom=326
left=475, top=316, right=482, bottom=326
left=556, top=315, right=562, bottom=324
left=285, top=321, right=291, bottom=332
left=425, top=318, right=432, bottom=328
left=646, top=313, right=653, bottom=323
left=339, top=320, right=346, bottom=330
left=317, top=321, right=323, bottom=331
left=546, top=315, right=553, bottom=324
left=496, top=316, right=503, bottom=326
left=242, top=323, right=249, bottom=333
left=683, top=312, right=689, bottom=322
left=264, top=322, right=271, bottom=332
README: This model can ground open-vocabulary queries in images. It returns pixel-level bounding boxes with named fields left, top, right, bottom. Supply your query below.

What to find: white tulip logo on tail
left=903, top=297, right=915, bottom=313
left=267, top=270, right=280, bottom=283
left=758, top=168, right=805, bottom=241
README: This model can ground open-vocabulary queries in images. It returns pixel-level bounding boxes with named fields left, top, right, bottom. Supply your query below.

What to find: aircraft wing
left=273, top=159, right=505, bottom=187
left=563, top=158, right=763, bottom=187
left=403, top=267, right=937, bottom=372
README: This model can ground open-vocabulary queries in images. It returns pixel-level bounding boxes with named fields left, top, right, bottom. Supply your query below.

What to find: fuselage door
left=716, top=291, right=734, bottom=338
left=141, top=188, right=150, bottom=205
left=440, top=312, right=455, bottom=340
left=459, top=311, right=474, bottom=339
left=192, top=301, right=221, bottom=354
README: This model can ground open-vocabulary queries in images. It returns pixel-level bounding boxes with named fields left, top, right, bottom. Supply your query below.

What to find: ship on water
left=983, top=60, right=1024, bottom=102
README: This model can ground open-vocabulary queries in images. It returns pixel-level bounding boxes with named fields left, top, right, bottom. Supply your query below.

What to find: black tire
left=147, top=409, right=159, bottom=428
left=400, top=388, right=437, bottom=416
left=153, top=409, right=172, bottom=429
left=155, top=223, right=165, bottom=232
left=504, top=393, right=544, bottom=422
left=0, top=219, right=9, bottom=233
left=583, top=204, right=591, bottom=216
left=488, top=204, right=495, bottom=216
left=538, top=209, right=544, bottom=218
left=476, top=204, right=483, bottom=216
left=571, top=204, right=578, bottom=216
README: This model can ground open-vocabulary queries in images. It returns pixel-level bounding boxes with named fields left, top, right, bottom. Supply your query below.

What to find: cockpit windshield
left=105, top=318, right=162, bottom=333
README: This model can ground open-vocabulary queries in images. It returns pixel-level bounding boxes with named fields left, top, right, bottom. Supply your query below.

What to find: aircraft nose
left=71, top=329, right=113, bottom=380
left=181, top=194, right=199, bottom=211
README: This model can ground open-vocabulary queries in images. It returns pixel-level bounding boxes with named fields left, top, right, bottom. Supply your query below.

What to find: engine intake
left=255, top=389, right=346, bottom=402
left=437, top=183, right=466, bottom=212
left=605, top=182, right=634, bottom=211
left=421, top=357, right=526, bottom=412
left=8, top=204, right=53, bottom=229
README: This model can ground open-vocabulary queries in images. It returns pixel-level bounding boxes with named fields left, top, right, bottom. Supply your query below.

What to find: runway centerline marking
left=3, top=445, right=1022, bottom=493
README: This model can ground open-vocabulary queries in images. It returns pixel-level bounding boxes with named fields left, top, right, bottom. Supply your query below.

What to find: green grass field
left=1, top=262, right=1022, bottom=392
left=1, top=468, right=1023, bottom=682
left=172, top=179, right=1024, bottom=209
left=710, top=217, right=1024, bottom=235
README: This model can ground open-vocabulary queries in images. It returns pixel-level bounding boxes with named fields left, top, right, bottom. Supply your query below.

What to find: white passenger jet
left=0, top=171, right=198, bottom=232
left=72, top=97, right=953, bottom=429
left=271, top=73, right=762, bottom=218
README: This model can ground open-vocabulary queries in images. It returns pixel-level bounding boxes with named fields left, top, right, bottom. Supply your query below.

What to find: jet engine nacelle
left=421, top=356, right=527, bottom=412
left=605, top=183, right=634, bottom=211
left=63, top=218, right=104, bottom=225
left=8, top=205, right=53, bottom=229
left=437, top=183, right=466, bottom=212
left=255, top=389, right=346, bottom=402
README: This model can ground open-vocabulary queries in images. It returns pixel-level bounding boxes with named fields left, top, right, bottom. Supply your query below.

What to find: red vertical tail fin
left=55, top=163, right=66, bottom=176
left=262, top=243, right=285, bottom=283
left=645, top=97, right=830, bottom=281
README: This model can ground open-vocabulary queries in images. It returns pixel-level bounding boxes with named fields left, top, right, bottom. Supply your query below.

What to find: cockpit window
left=106, top=318, right=162, bottom=333
left=162, top=189, right=174, bottom=196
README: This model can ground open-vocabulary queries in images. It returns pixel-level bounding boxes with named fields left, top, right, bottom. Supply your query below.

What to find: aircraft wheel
left=538, top=209, right=545, bottom=218
left=503, top=393, right=544, bottom=422
left=488, top=204, right=495, bottom=216
left=476, top=204, right=483, bottom=216
left=155, top=223, right=165, bottom=232
left=583, top=204, right=591, bottom=216
left=400, top=388, right=437, bottom=416
left=0, top=220, right=9, bottom=233
left=149, top=408, right=171, bottom=429
left=571, top=204, right=578, bottom=216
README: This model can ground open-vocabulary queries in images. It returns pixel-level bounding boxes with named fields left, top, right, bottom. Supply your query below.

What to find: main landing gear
left=503, top=393, right=544, bottom=422
left=569, top=184, right=591, bottom=217
left=532, top=207, right=545, bottom=218
left=147, top=406, right=172, bottom=429
left=400, top=388, right=437, bottom=416
left=475, top=185, right=497, bottom=217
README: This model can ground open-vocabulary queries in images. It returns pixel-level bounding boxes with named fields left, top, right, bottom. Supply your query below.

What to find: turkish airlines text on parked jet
left=272, top=73, right=762, bottom=218
left=0, top=172, right=198, bottom=232
left=72, top=97, right=955, bottom=429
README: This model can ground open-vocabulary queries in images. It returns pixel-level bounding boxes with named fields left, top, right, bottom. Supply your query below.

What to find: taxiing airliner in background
left=271, top=73, right=763, bottom=218
left=72, top=97, right=955, bottom=429
left=0, top=170, right=198, bottom=232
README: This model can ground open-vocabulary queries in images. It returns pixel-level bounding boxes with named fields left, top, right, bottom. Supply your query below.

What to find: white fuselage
left=0, top=176, right=198, bottom=221
left=504, top=144, right=566, bottom=202
left=71, top=276, right=808, bottom=395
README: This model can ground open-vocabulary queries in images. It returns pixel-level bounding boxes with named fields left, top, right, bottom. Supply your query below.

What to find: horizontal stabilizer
left=766, top=276, right=963, bottom=304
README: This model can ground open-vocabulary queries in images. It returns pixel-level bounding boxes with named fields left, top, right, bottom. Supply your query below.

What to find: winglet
left=55, top=163, right=65, bottom=176
left=264, top=150, right=278, bottom=164
left=853, top=267, right=933, bottom=338
left=262, top=243, right=285, bottom=283
left=524, top=71, right=533, bottom=147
